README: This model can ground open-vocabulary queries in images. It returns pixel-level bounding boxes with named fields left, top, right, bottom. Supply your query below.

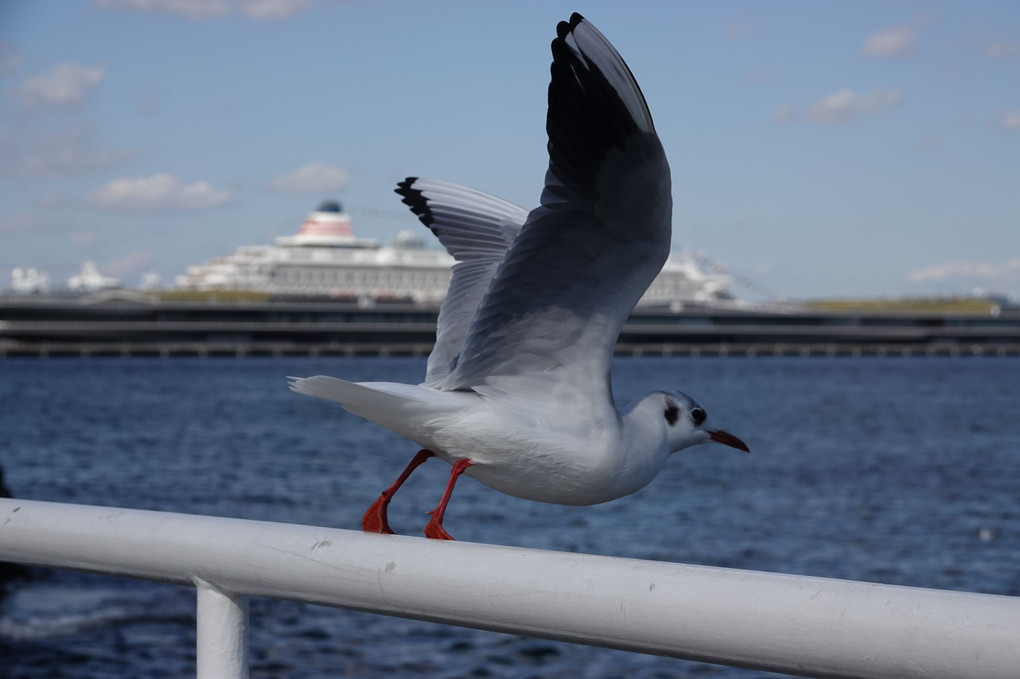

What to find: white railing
left=1, top=497, right=1019, bottom=679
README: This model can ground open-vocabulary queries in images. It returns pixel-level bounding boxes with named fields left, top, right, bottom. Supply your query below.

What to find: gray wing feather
left=395, top=178, right=528, bottom=385
left=441, top=14, right=672, bottom=396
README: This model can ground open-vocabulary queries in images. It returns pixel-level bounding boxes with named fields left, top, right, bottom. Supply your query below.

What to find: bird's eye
left=690, top=407, right=707, bottom=425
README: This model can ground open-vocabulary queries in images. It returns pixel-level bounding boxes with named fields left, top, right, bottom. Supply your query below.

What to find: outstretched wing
left=395, top=178, right=528, bottom=385
left=441, top=13, right=672, bottom=403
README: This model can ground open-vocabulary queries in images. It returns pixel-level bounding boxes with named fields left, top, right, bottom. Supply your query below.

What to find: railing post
left=195, top=579, right=249, bottom=679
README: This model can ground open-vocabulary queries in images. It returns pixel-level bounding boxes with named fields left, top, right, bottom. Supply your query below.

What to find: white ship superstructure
left=175, top=201, right=455, bottom=303
left=10, top=267, right=50, bottom=294
left=68, top=261, right=120, bottom=292
left=643, top=252, right=736, bottom=309
left=174, top=201, right=736, bottom=306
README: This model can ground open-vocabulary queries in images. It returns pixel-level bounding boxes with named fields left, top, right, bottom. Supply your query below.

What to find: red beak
left=709, top=429, right=750, bottom=453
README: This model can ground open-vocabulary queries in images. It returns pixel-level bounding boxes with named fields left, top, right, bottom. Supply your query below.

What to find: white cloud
left=1001, top=111, right=1020, bottom=131
left=771, top=105, right=796, bottom=124
left=802, top=87, right=902, bottom=124
left=0, top=130, right=16, bottom=172
left=0, top=42, right=24, bottom=75
left=909, top=259, right=1020, bottom=285
left=97, top=0, right=313, bottom=20
left=16, top=124, right=141, bottom=178
left=96, top=0, right=233, bottom=20
left=71, top=231, right=99, bottom=246
left=88, top=173, right=232, bottom=211
left=242, top=0, right=310, bottom=20
left=910, top=136, right=942, bottom=152
left=725, top=19, right=754, bottom=41
left=985, top=41, right=1020, bottom=60
left=135, top=90, right=161, bottom=116
left=36, top=192, right=73, bottom=209
left=863, top=25, right=918, bottom=58
left=0, top=213, right=49, bottom=234
left=17, top=63, right=106, bottom=107
left=104, top=250, right=155, bottom=277
left=269, top=162, right=350, bottom=194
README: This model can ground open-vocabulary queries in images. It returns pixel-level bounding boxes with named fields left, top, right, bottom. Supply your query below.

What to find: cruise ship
left=174, top=201, right=736, bottom=307
left=175, top=201, right=454, bottom=304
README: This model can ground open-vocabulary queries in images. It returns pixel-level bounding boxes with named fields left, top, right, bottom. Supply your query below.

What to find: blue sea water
left=0, top=355, right=1018, bottom=678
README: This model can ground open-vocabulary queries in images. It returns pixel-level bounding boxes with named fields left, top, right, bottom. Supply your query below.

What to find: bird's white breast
left=413, top=391, right=663, bottom=506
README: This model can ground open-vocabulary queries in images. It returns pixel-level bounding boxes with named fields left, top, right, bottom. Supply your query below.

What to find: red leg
left=424, top=458, right=473, bottom=541
left=362, top=449, right=434, bottom=534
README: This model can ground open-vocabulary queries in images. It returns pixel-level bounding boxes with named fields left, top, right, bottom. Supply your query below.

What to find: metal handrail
left=2, top=498, right=1018, bottom=679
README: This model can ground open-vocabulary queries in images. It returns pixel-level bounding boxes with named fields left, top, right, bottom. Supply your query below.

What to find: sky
left=1, top=0, right=1018, bottom=301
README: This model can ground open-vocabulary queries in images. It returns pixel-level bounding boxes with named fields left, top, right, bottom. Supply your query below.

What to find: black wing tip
left=545, top=10, right=661, bottom=197
left=394, top=177, right=435, bottom=229
left=556, top=12, right=585, bottom=38
left=395, top=176, right=418, bottom=192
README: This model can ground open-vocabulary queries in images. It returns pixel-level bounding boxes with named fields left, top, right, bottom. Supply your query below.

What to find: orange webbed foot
left=424, top=512, right=456, bottom=540
left=362, top=495, right=394, bottom=534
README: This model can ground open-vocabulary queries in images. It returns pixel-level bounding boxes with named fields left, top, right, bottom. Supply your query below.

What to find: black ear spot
left=691, top=407, right=707, bottom=425
left=664, top=402, right=679, bottom=426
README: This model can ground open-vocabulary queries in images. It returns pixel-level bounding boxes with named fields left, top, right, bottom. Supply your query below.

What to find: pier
left=1, top=340, right=1019, bottom=359
left=2, top=295, right=1019, bottom=358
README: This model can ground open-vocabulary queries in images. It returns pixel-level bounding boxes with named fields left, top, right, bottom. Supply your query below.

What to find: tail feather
left=289, top=375, right=411, bottom=415
left=289, top=375, right=363, bottom=404
left=288, top=375, right=446, bottom=444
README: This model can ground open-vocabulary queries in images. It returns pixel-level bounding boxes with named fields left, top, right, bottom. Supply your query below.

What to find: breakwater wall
left=2, top=296, right=1019, bottom=358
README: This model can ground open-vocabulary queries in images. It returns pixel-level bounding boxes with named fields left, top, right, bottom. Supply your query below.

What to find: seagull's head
left=660, top=391, right=749, bottom=455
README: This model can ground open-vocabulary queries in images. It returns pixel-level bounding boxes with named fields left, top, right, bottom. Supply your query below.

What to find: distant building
left=10, top=268, right=50, bottom=294
left=68, top=262, right=120, bottom=292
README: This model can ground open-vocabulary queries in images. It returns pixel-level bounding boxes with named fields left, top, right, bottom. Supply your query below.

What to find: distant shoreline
left=2, top=340, right=1018, bottom=359
left=803, top=297, right=1008, bottom=314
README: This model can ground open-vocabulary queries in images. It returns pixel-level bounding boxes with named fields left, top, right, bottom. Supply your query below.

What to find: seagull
left=290, top=13, right=748, bottom=540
